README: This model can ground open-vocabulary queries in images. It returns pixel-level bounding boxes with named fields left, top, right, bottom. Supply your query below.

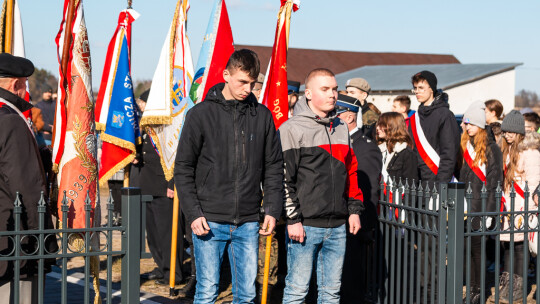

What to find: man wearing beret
left=408, top=70, right=460, bottom=301
left=345, top=77, right=379, bottom=138
left=335, top=94, right=382, bottom=302
left=0, top=53, right=57, bottom=304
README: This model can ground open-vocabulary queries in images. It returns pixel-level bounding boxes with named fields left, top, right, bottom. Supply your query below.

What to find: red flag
left=190, top=0, right=234, bottom=103
left=53, top=0, right=97, bottom=229
left=261, top=0, right=299, bottom=129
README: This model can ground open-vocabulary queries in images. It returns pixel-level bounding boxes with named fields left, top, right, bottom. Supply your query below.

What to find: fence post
left=445, top=182, right=465, bottom=303
left=121, top=187, right=141, bottom=304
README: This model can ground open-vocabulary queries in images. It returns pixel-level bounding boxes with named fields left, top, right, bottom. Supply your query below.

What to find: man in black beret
left=0, top=53, right=58, bottom=303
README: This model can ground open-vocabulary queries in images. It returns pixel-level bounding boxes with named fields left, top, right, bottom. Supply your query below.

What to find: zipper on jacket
left=242, top=130, right=246, bottom=164
left=233, top=103, right=239, bottom=225
left=324, top=125, right=336, bottom=216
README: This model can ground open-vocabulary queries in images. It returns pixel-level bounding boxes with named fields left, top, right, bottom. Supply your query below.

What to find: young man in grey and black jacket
left=279, top=68, right=363, bottom=304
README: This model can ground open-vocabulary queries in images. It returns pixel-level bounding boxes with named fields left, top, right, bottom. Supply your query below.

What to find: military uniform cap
left=0, top=53, right=34, bottom=78
left=335, top=94, right=361, bottom=113
left=287, top=80, right=300, bottom=94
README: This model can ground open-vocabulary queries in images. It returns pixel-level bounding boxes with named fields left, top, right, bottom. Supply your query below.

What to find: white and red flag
left=189, top=0, right=234, bottom=104
left=140, top=0, right=194, bottom=181
left=52, top=0, right=97, bottom=230
left=261, top=0, right=300, bottom=129
left=95, top=9, right=141, bottom=184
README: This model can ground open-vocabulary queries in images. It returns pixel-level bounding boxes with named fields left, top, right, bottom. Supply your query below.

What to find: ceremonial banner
left=95, top=9, right=141, bottom=184
left=53, top=1, right=100, bottom=302
left=189, top=0, right=233, bottom=103
left=261, top=0, right=299, bottom=129
left=140, top=0, right=193, bottom=181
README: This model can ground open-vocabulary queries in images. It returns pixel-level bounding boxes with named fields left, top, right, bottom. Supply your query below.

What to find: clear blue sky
left=19, top=0, right=540, bottom=94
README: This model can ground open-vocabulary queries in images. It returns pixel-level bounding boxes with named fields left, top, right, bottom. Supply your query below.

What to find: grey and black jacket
left=174, top=83, right=284, bottom=225
left=279, top=96, right=364, bottom=228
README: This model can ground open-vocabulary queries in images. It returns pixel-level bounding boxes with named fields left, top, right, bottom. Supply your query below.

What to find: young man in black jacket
left=408, top=70, right=460, bottom=301
left=174, top=49, right=283, bottom=304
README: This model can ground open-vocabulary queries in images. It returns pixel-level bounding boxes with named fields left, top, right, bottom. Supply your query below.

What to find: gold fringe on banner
left=140, top=115, right=172, bottom=127
left=100, top=133, right=136, bottom=151
left=98, top=152, right=135, bottom=186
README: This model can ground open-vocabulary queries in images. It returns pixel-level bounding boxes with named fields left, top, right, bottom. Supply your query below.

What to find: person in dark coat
left=459, top=101, right=503, bottom=303
left=34, top=87, right=55, bottom=145
left=408, top=71, right=460, bottom=301
left=336, top=94, right=382, bottom=303
left=0, top=53, right=57, bottom=304
left=134, top=89, right=185, bottom=286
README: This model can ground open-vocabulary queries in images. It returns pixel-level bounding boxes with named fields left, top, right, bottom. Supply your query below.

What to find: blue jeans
left=283, top=224, right=346, bottom=304
left=192, top=221, right=259, bottom=304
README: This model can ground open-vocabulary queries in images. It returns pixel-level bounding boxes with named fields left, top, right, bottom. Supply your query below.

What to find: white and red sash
left=463, top=141, right=486, bottom=182
left=410, top=113, right=440, bottom=175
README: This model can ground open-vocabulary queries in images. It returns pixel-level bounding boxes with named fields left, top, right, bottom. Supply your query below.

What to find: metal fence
left=365, top=178, right=540, bottom=304
left=0, top=187, right=151, bottom=304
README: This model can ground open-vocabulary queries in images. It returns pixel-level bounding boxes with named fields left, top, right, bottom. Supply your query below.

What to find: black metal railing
left=0, top=187, right=151, bottom=304
left=369, top=178, right=539, bottom=304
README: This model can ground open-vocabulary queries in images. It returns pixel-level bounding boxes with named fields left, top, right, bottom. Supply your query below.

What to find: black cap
left=0, top=53, right=34, bottom=78
left=139, top=89, right=150, bottom=102
left=335, top=94, right=361, bottom=114
left=287, top=80, right=300, bottom=94
left=414, top=70, right=437, bottom=93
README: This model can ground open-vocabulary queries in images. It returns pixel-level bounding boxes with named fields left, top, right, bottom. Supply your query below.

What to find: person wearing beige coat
left=497, top=110, right=540, bottom=303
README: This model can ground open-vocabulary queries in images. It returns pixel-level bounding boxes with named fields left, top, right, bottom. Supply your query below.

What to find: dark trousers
left=146, top=196, right=184, bottom=280
left=107, top=180, right=123, bottom=213
left=503, top=241, right=527, bottom=277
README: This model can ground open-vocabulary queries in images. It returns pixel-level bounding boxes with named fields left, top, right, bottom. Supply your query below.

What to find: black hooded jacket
left=460, top=127, right=503, bottom=214
left=409, top=91, right=460, bottom=183
left=174, top=83, right=284, bottom=225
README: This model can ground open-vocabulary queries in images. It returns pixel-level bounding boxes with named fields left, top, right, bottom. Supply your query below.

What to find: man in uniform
left=335, top=94, right=382, bottom=302
left=135, top=90, right=186, bottom=287
left=0, top=53, right=57, bottom=304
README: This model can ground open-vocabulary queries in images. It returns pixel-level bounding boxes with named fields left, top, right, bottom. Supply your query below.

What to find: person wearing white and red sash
left=498, top=110, right=540, bottom=302
left=408, top=71, right=460, bottom=301
left=459, top=101, right=503, bottom=303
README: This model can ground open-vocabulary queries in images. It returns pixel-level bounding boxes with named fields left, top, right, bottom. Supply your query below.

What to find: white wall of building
left=368, top=70, right=516, bottom=115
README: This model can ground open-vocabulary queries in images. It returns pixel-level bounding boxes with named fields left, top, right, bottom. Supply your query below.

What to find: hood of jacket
left=294, top=95, right=337, bottom=125
left=418, top=90, right=449, bottom=117
left=204, top=83, right=259, bottom=116
left=519, top=131, right=540, bottom=151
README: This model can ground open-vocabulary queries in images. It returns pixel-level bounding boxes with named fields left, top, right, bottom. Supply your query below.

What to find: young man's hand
left=166, top=188, right=174, bottom=199
left=348, top=214, right=361, bottom=235
left=192, top=217, right=211, bottom=236
left=287, top=222, right=305, bottom=243
left=259, top=215, right=276, bottom=236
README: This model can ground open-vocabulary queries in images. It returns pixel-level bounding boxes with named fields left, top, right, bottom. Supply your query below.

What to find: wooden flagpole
left=61, top=0, right=76, bottom=102
left=4, top=0, right=13, bottom=54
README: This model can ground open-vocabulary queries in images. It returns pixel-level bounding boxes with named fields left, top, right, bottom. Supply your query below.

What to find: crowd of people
left=1, top=48, right=540, bottom=303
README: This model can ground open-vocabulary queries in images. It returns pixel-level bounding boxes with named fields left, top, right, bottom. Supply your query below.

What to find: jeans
left=192, top=221, right=259, bottom=304
left=283, top=224, right=346, bottom=304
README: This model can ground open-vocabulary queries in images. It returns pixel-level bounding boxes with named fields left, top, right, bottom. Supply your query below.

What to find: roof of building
left=235, top=44, right=460, bottom=83
left=332, top=63, right=523, bottom=93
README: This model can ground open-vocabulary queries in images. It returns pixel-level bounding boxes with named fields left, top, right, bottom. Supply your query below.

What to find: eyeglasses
left=411, top=86, right=428, bottom=94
